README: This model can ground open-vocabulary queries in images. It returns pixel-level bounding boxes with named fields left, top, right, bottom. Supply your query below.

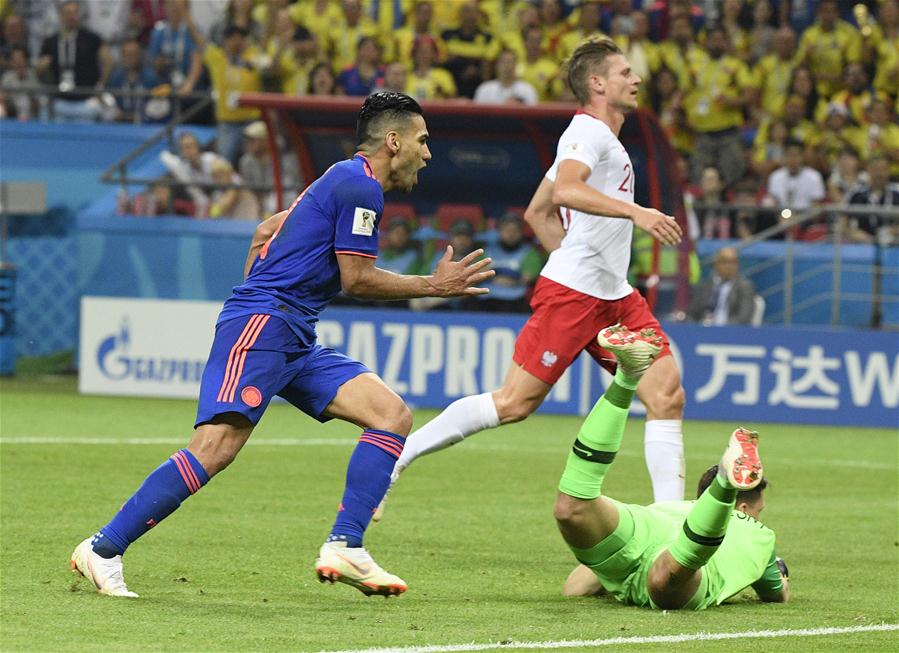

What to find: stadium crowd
left=1, top=0, right=897, bottom=315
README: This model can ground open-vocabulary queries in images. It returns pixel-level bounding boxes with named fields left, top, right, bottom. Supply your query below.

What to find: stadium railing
left=0, top=81, right=211, bottom=125
left=694, top=203, right=899, bottom=329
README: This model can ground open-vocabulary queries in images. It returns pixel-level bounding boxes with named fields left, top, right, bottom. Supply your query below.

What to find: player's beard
left=403, top=164, right=420, bottom=192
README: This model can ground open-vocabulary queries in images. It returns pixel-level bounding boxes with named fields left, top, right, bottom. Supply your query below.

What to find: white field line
left=320, top=624, right=899, bottom=653
left=1, top=436, right=894, bottom=470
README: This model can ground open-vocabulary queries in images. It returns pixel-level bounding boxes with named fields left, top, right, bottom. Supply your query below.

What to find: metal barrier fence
left=693, top=203, right=899, bottom=328
left=0, top=82, right=211, bottom=125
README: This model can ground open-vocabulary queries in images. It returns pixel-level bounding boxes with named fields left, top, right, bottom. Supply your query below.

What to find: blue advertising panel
left=316, top=307, right=899, bottom=428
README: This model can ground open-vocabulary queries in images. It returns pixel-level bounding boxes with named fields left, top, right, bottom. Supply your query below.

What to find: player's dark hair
left=566, top=37, right=623, bottom=105
left=697, top=465, right=768, bottom=504
left=784, top=137, right=804, bottom=151
left=356, top=92, right=423, bottom=149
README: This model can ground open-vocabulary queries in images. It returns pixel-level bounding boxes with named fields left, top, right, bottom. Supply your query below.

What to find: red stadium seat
left=434, top=203, right=485, bottom=233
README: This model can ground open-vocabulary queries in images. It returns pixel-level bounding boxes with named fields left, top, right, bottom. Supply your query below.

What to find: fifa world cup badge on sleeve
left=352, top=207, right=376, bottom=236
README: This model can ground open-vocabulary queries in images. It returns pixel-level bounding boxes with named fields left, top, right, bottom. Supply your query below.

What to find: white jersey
left=543, top=112, right=635, bottom=300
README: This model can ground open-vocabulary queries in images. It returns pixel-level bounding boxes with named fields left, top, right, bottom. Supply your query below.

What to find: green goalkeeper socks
left=558, top=371, right=636, bottom=500
left=669, top=475, right=738, bottom=570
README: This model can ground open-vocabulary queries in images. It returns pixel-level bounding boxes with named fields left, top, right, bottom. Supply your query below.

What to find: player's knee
left=493, top=390, right=537, bottom=424
left=189, top=418, right=251, bottom=476
left=372, top=398, right=413, bottom=436
left=643, top=380, right=685, bottom=419
left=206, top=447, right=239, bottom=475
left=553, top=493, right=588, bottom=526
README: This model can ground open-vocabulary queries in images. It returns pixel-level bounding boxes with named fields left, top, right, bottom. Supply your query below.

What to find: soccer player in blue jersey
left=70, top=92, right=494, bottom=598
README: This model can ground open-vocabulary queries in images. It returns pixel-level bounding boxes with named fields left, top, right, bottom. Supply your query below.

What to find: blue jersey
left=218, top=155, right=383, bottom=342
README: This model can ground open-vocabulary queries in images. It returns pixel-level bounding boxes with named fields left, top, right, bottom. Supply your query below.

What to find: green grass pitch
left=1, top=376, right=897, bottom=652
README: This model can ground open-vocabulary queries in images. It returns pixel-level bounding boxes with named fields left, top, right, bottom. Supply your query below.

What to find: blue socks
left=91, top=430, right=403, bottom=557
left=329, top=429, right=405, bottom=548
left=92, top=449, right=209, bottom=558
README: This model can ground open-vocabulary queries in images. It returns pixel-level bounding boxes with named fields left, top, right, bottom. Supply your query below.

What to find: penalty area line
left=320, top=624, right=899, bottom=653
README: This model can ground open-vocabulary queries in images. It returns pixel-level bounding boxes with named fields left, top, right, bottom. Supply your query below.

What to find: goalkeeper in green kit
left=554, top=324, right=790, bottom=610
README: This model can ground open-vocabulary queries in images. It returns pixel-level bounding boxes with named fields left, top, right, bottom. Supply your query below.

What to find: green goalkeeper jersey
left=594, top=499, right=780, bottom=608
left=649, top=500, right=779, bottom=604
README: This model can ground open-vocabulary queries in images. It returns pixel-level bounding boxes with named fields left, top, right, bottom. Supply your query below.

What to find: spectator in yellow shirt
left=751, top=118, right=790, bottom=178
left=485, top=1, right=533, bottom=39
left=869, top=0, right=899, bottom=100
left=844, top=98, right=899, bottom=177
left=752, top=26, right=797, bottom=119
left=817, top=63, right=876, bottom=126
left=657, top=14, right=705, bottom=87
left=752, top=95, right=817, bottom=172
left=327, top=0, right=381, bottom=71
left=558, top=0, right=606, bottom=62
left=719, top=0, right=749, bottom=62
left=442, top=1, right=498, bottom=98
left=269, top=26, right=318, bottom=96
left=788, top=66, right=820, bottom=122
left=616, top=10, right=659, bottom=107
left=538, top=0, right=569, bottom=54
left=683, top=25, right=754, bottom=185
left=261, top=4, right=298, bottom=62
left=188, top=19, right=262, bottom=166
left=290, top=0, right=343, bottom=48
left=797, top=0, right=861, bottom=98
left=406, top=34, right=457, bottom=100
left=497, top=2, right=539, bottom=62
left=519, top=25, right=560, bottom=101
left=807, top=103, right=855, bottom=173
left=391, top=1, right=447, bottom=68
left=389, top=0, right=457, bottom=36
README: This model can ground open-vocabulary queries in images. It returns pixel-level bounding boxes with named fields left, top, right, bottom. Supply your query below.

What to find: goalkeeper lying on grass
left=555, top=324, right=789, bottom=610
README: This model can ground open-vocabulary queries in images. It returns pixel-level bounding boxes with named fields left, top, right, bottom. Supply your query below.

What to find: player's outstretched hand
left=632, top=207, right=682, bottom=246
left=431, top=246, right=495, bottom=297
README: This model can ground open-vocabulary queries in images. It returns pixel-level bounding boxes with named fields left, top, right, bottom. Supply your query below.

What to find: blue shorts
left=195, top=313, right=369, bottom=428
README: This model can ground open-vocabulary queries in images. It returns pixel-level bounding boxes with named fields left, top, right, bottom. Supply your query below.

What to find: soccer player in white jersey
left=379, top=38, right=687, bottom=513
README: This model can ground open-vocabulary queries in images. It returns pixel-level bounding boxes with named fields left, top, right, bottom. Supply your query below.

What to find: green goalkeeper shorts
left=583, top=500, right=723, bottom=611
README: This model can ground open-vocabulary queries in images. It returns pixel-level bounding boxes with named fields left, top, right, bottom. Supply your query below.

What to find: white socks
left=396, top=393, right=500, bottom=470
left=395, top=396, right=685, bottom=504
left=644, top=419, right=686, bottom=502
